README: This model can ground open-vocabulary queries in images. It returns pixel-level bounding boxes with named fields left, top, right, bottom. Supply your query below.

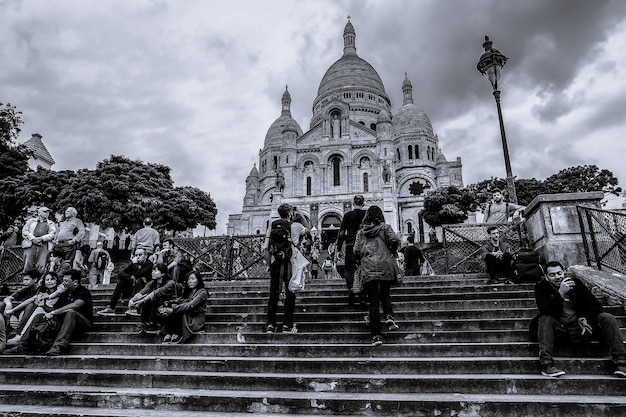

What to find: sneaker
left=282, top=324, right=298, bottom=334
left=97, top=307, right=115, bottom=316
left=386, top=315, right=399, bottom=331
left=265, top=324, right=276, bottom=334
left=614, top=365, right=626, bottom=378
left=162, top=334, right=172, bottom=343
left=541, top=364, right=566, bottom=377
left=3, top=345, right=26, bottom=354
left=170, top=334, right=182, bottom=344
left=125, top=308, right=140, bottom=317
left=372, top=335, right=383, bottom=346
left=45, top=347, right=61, bottom=356
left=6, top=335, right=21, bottom=346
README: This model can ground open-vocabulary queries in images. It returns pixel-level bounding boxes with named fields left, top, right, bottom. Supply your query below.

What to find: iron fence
left=0, top=246, right=25, bottom=286
left=440, top=223, right=524, bottom=274
left=174, top=234, right=269, bottom=280
left=577, top=206, right=626, bottom=274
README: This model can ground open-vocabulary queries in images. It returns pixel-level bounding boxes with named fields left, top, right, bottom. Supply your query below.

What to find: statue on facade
left=332, top=114, right=340, bottom=138
left=275, top=168, right=285, bottom=193
left=382, top=160, right=391, bottom=184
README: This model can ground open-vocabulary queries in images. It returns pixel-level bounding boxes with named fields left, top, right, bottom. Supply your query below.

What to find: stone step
left=1, top=368, right=625, bottom=396
left=14, top=340, right=616, bottom=358
left=0, top=385, right=624, bottom=416
left=0, top=355, right=618, bottom=375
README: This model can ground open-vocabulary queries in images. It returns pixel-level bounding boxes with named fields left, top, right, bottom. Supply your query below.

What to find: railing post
left=442, top=226, right=449, bottom=274
left=585, top=210, right=602, bottom=271
left=577, top=207, right=592, bottom=267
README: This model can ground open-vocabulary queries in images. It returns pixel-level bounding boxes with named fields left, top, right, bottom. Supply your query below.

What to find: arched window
left=396, top=148, right=401, bottom=161
left=363, top=173, right=369, bottom=192
left=370, top=123, right=376, bottom=131
left=408, top=145, right=413, bottom=160
left=273, top=156, right=278, bottom=170
left=306, top=177, right=312, bottom=196
left=331, top=156, right=341, bottom=186
left=415, top=145, right=420, bottom=159
left=407, top=221, right=413, bottom=234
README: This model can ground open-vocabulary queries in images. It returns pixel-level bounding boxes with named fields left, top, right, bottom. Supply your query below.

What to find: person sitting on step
left=127, top=263, right=178, bottom=334
left=530, top=260, right=626, bottom=378
left=479, top=226, right=513, bottom=284
left=157, top=270, right=207, bottom=344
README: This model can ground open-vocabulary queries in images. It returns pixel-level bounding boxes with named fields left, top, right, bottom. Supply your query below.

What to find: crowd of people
left=0, top=209, right=204, bottom=354
left=1, top=195, right=625, bottom=379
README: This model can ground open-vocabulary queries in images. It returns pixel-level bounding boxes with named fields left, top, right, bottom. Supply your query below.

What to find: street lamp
left=477, top=36, right=518, bottom=204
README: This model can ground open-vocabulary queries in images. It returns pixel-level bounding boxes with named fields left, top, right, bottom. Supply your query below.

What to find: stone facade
left=228, top=19, right=463, bottom=241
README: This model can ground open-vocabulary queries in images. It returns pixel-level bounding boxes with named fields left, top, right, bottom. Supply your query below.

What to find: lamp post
left=477, top=36, right=518, bottom=204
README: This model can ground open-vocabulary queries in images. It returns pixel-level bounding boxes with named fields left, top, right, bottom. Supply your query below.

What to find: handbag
left=288, top=247, right=309, bottom=293
left=381, top=227, right=404, bottom=285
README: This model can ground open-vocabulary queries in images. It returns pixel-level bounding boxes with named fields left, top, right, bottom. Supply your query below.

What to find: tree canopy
left=0, top=154, right=217, bottom=232
left=421, top=186, right=479, bottom=227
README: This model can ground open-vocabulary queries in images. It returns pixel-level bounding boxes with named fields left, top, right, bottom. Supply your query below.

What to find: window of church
left=273, top=156, right=278, bottom=170
left=344, top=92, right=352, bottom=99
left=363, top=173, right=369, bottom=192
left=368, top=94, right=374, bottom=100
left=370, top=123, right=376, bottom=131
left=415, top=145, right=420, bottom=159
left=331, top=156, right=341, bottom=186
left=408, top=145, right=413, bottom=160
left=307, top=177, right=312, bottom=196
left=356, top=92, right=364, bottom=99
left=358, top=121, right=365, bottom=126
left=407, top=222, right=413, bottom=234
left=396, top=148, right=401, bottom=162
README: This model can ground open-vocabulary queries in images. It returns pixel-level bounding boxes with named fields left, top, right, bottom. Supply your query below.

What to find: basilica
left=227, top=19, right=463, bottom=243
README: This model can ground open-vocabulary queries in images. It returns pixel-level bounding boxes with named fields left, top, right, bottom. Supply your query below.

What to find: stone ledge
left=569, top=265, right=626, bottom=309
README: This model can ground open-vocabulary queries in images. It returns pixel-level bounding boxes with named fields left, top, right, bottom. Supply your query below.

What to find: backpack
left=27, top=316, right=61, bottom=353
left=512, top=248, right=544, bottom=283
left=269, top=219, right=293, bottom=261
left=95, top=251, right=109, bottom=270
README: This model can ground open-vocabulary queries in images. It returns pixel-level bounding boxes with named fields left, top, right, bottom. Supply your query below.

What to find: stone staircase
left=1, top=273, right=626, bottom=416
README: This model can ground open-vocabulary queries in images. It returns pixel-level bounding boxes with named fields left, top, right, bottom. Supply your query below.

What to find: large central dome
left=315, top=19, right=389, bottom=104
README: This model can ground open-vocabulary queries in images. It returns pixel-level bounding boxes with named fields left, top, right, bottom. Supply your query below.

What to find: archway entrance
left=320, top=213, right=342, bottom=249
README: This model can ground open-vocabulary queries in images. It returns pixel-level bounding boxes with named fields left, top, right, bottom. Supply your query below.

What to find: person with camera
left=531, top=260, right=626, bottom=378
left=97, top=248, right=153, bottom=316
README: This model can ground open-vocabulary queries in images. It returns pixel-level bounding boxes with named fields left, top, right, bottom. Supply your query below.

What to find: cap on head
left=96, top=242, right=103, bottom=247
left=38, top=206, right=51, bottom=215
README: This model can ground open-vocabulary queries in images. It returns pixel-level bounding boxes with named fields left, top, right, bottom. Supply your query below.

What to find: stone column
left=525, top=192, right=603, bottom=267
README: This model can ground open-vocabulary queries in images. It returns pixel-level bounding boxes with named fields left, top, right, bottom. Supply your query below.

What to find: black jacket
left=529, top=277, right=603, bottom=341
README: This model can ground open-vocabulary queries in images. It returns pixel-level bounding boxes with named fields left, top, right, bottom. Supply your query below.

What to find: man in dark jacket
left=531, top=260, right=626, bottom=378
left=401, top=235, right=424, bottom=276
left=336, top=195, right=367, bottom=305
left=479, top=226, right=513, bottom=284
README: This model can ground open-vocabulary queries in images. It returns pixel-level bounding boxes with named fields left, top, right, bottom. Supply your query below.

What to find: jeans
left=109, top=275, right=146, bottom=309
left=266, top=259, right=295, bottom=328
left=538, top=313, right=626, bottom=365
left=484, top=252, right=513, bottom=279
left=23, top=245, right=49, bottom=274
left=364, top=280, right=394, bottom=337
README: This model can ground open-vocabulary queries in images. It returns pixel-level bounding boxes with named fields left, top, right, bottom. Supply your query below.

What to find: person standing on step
left=479, top=226, right=514, bottom=285
left=263, top=203, right=297, bottom=334
left=530, top=260, right=626, bottom=378
left=21, top=207, right=56, bottom=274
left=97, top=248, right=153, bottom=316
left=336, top=194, right=367, bottom=305
left=401, top=235, right=424, bottom=276
left=354, top=205, right=401, bottom=346
left=87, top=242, right=110, bottom=289
left=484, top=189, right=525, bottom=224
left=52, top=207, right=86, bottom=267
left=132, top=217, right=160, bottom=255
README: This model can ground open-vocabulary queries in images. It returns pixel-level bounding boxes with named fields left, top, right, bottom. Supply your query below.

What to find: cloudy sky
left=2, top=0, right=626, bottom=233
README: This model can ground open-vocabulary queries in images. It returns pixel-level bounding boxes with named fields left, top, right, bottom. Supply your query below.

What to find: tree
left=543, top=165, right=621, bottom=195
left=421, top=186, right=479, bottom=227
left=0, top=155, right=218, bottom=233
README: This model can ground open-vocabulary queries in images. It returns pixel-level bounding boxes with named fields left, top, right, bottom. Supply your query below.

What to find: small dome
left=392, top=103, right=434, bottom=136
left=264, top=115, right=303, bottom=146
left=249, top=164, right=259, bottom=177
left=377, top=109, right=392, bottom=123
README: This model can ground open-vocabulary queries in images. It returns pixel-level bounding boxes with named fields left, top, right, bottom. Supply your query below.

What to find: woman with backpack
left=354, top=205, right=401, bottom=346
left=157, top=270, right=208, bottom=344
left=127, top=263, right=178, bottom=334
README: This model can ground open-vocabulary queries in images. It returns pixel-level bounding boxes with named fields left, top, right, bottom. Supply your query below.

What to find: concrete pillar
left=525, top=192, right=603, bottom=268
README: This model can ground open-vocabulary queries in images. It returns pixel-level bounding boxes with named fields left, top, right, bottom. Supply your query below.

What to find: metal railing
left=0, top=246, right=25, bottom=286
left=577, top=206, right=626, bottom=274
left=174, top=234, right=269, bottom=280
left=439, top=222, right=525, bottom=274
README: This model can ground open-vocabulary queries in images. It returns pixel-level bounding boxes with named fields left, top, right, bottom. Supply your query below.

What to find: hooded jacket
left=354, top=222, right=400, bottom=284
